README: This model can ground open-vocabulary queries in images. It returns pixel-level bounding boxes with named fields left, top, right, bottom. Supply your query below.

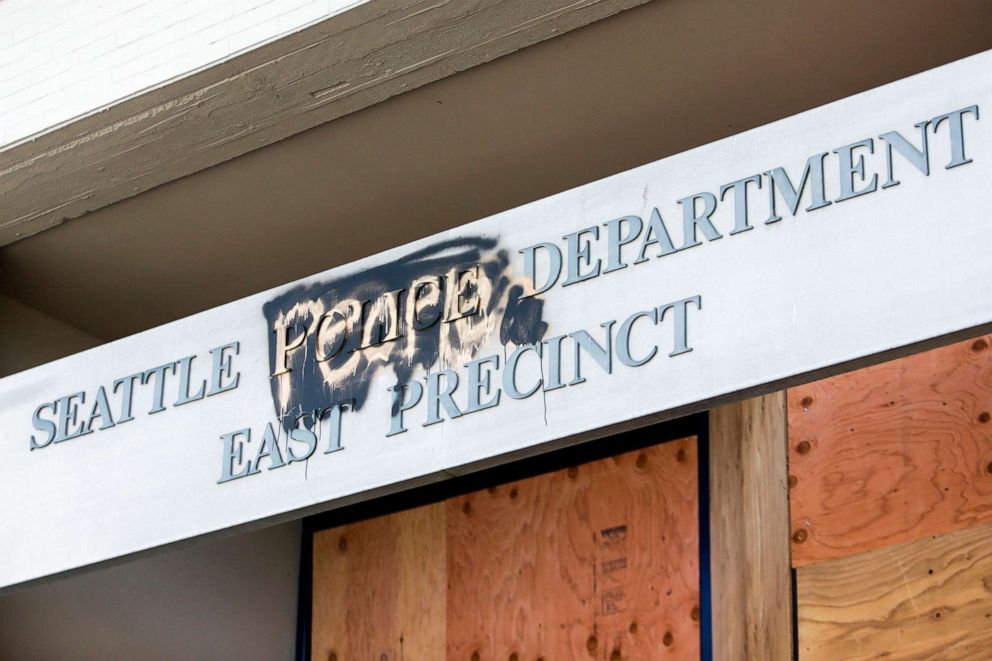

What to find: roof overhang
left=0, top=0, right=650, bottom=246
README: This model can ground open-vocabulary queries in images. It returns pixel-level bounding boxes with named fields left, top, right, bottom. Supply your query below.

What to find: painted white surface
left=1, top=50, right=991, bottom=590
left=0, top=0, right=363, bottom=148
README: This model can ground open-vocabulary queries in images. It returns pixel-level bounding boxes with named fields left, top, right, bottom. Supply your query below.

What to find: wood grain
left=788, top=334, right=992, bottom=567
left=311, top=503, right=447, bottom=661
left=709, top=393, right=794, bottom=661
left=445, top=438, right=700, bottom=661
left=797, top=519, right=992, bottom=660
left=312, top=436, right=700, bottom=659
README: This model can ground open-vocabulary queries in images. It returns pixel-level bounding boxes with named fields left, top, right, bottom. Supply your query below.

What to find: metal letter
left=568, top=321, right=616, bottom=386
left=143, top=362, right=176, bottom=415
left=616, top=310, right=659, bottom=367
left=678, top=192, right=722, bottom=250
left=659, top=295, right=702, bottom=356
left=287, top=413, right=318, bottom=462
left=542, top=335, right=568, bottom=391
left=29, top=402, right=57, bottom=450
left=562, top=226, right=602, bottom=286
left=503, top=343, right=543, bottom=400
left=465, top=354, right=501, bottom=414
left=174, top=355, right=207, bottom=406
left=112, top=372, right=143, bottom=424
left=423, top=370, right=463, bottom=426
left=444, top=267, right=481, bottom=323
left=208, top=342, right=241, bottom=396
left=272, top=321, right=307, bottom=376
left=54, top=392, right=90, bottom=443
left=519, top=242, right=562, bottom=298
left=253, top=423, right=286, bottom=472
left=603, top=215, right=643, bottom=274
left=318, top=402, right=352, bottom=454
left=633, top=208, right=678, bottom=264
left=409, top=276, right=444, bottom=330
left=932, top=105, right=979, bottom=169
left=315, top=304, right=355, bottom=361
left=218, top=428, right=253, bottom=484
left=835, top=138, right=878, bottom=202
left=764, top=153, right=831, bottom=223
left=879, top=122, right=930, bottom=188
left=362, top=289, right=406, bottom=346
left=386, top=381, right=423, bottom=436
left=85, top=386, right=116, bottom=432
left=719, top=174, right=762, bottom=235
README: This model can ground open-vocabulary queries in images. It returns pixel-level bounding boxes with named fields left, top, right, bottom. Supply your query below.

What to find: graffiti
left=262, top=237, right=547, bottom=432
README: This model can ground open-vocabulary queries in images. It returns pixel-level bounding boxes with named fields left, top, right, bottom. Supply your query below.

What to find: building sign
left=2, top=51, right=991, bottom=591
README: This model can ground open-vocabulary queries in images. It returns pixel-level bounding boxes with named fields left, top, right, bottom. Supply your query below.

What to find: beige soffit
left=0, top=0, right=651, bottom=247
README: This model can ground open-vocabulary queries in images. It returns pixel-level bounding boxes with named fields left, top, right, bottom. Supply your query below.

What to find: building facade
left=1, top=1, right=991, bottom=659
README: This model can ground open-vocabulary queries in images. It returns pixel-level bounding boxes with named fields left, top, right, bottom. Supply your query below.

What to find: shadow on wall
left=0, top=294, right=103, bottom=378
left=0, top=521, right=301, bottom=661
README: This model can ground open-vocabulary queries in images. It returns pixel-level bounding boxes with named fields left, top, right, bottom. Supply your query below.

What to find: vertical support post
left=709, top=392, right=794, bottom=660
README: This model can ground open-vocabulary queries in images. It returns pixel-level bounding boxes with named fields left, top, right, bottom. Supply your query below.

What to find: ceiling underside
left=0, top=0, right=650, bottom=246
left=2, top=0, right=991, bottom=348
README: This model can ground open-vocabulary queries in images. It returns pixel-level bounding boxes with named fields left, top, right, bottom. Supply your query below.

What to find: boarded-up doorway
left=303, top=422, right=706, bottom=661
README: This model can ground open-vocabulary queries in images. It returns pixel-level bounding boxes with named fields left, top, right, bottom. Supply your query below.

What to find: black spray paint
left=262, top=237, right=546, bottom=433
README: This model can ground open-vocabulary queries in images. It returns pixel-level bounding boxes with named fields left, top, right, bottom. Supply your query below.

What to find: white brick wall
left=0, top=0, right=363, bottom=148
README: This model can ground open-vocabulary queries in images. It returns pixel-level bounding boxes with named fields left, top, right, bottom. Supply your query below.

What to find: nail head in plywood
left=445, top=438, right=700, bottom=660
left=797, top=520, right=992, bottom=661
left=311, top=503, right=447, bottom=661
left=788, top=334, right=992, bottom=567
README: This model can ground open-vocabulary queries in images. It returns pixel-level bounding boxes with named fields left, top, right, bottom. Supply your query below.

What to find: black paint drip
left=262, top=237, right=547, bottom=432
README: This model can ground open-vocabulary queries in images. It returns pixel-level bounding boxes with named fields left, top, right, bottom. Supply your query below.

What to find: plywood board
left=797, top=520, right=992, bottom=660
left=710, top=393, right=793, bottom=661
left=788, top=334, right=992, bottom=567
left=445, top=438, right=700, bottom=660
left=312, top=436, right=700, bottom=660
left=311, top=503, right=447, bottom=661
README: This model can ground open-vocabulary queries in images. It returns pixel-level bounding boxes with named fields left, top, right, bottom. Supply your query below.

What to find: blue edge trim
left=698, top=423, right=713, bottom=661
left=296, top=412, right=715, bottom=660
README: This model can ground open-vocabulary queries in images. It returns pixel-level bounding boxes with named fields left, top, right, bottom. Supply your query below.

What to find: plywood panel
left=445, top=438, right=700, bottom=661
left=788, top=334, right=992, bottom=567
left=710, top=393, right=793, bottom=661
left=797, top=520, right=992, bottom=660
left=311, top=503, right=447, bottom=661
